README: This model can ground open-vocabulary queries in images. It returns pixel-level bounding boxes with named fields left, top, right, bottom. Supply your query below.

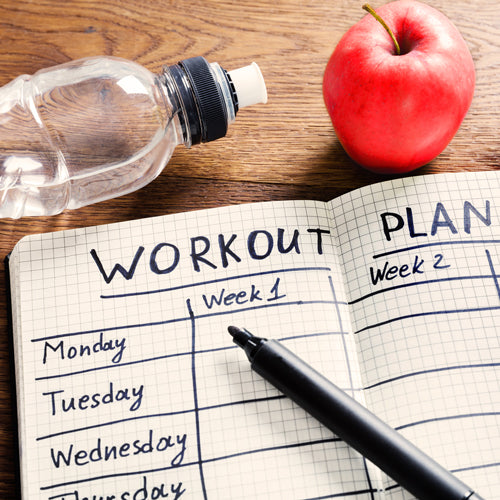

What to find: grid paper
left=9, top=170, right=500, bottom=499
left=10, top=199, right=371, bottom=500
left=329, top=170, right=500, bottom=498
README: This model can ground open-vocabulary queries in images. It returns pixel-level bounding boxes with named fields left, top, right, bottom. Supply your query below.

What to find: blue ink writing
left=50, top=430, right=187, bottom=469
left=380, top=201, right=491, bottom=241
left=90, top=247, right=144, bottom=284
left=43, top=382, right=144, bottom=416
left=91, top=227, right=331, bottom=283
left=370, top=255, right=424, bottom=285
left=202, top=278, right=285, bottom=310
left=43, top=332, right=126, bottom=365
left=268, top=277, right=286, bottom=301
left=54, top=476, right=185, bottom=499
left=203, top=285, right=262, bottom=308
left=150, top=242, right=180, bottom=275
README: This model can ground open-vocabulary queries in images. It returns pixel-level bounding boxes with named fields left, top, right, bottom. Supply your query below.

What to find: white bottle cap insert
left=229, top=62, right=268, bottom=109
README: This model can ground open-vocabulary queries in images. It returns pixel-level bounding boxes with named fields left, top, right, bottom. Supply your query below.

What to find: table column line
left=187, top=298, right=208, bottom=499
left=485, top=249, right=500, bottom=299
left=328, top=276, right=377, bottom=500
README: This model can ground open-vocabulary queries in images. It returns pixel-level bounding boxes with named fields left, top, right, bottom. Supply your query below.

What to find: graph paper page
left=9, top=199, right=381, bottom=500
left=329, top=170, right=500, bottom=499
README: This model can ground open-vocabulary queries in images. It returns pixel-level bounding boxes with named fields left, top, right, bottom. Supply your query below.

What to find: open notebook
left=7, top=170, right=500, bottom=499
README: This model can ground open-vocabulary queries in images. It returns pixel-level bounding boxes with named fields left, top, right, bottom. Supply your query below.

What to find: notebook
left=7, top=170, right=500, bottom=500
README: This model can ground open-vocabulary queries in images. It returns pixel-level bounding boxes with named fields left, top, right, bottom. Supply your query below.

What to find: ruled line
left=100, top=266, right=332, bottom=300
left=372, top=239, right=500, bottom=259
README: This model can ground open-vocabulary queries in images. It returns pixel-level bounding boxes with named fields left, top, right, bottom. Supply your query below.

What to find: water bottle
left=0, top=55, right=267, bottom=218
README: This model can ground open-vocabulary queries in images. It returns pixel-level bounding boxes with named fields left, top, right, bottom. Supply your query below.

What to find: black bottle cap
left=168, top=56, right=233, bottom=144
left=166, top=57, right=265, bottom=145
left=179, top=57, right=229, bottom=143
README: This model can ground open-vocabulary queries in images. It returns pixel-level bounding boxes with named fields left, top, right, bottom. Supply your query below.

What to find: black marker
left=228, top=326, right=484, bottom=500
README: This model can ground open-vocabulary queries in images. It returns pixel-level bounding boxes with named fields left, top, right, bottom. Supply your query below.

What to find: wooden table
left=0, top=0, right=498, bottom=495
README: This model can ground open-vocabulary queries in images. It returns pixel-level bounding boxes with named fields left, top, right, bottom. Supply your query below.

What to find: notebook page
left=10, top=199, right=378, bottom=500
left=6, top=247, right=28, bottom=495
left=329, top=171, right=500, bottom=499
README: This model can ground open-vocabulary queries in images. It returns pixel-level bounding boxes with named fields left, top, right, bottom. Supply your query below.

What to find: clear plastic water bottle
left=0, top=55, right=267, bottom=218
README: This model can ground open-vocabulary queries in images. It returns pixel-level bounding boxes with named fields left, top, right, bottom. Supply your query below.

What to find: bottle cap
left=228, top=63, right=268, bottom=109
left=178, top=56, right=228, bottom=143
left=167, top=57, right=267, bottom=145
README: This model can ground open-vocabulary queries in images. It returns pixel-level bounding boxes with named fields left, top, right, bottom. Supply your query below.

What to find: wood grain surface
left=0, top=0, right=499, bottom=496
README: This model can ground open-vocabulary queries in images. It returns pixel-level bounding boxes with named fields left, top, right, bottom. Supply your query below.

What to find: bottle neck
left=162, top=57, right=238, bottom=147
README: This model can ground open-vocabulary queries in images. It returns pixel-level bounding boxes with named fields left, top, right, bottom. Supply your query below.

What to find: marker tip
left=228, top=325, right=240, bottom=337
left=227, top=325, right=254, bottom=348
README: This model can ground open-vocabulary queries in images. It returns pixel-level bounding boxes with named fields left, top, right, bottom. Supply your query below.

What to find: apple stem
left=362, top=4, right=401, bottom=55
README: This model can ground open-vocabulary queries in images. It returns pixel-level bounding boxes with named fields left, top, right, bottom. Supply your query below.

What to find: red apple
left=323, top=0, right=475, bottom=174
